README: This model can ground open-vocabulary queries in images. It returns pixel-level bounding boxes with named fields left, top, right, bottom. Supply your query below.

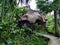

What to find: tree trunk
left=59, top=10, right=60, bottom=24
left=54, top=10, right=59, bottom=36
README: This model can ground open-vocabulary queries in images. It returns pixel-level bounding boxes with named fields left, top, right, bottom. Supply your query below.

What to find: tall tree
left=36, top=0, right=60, bottom=36
left=19, top=0, right=30, bottom=5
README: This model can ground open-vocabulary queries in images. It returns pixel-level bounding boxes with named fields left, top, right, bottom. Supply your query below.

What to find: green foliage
left=0, top=12, right=49, bottom=45
left=46, top=14, right=60, bottom=34
left=46, top=14, right=54, bottom=32
left=0, top=0, right=28, bottom=45
left=36, top=0, right=53, bottom=13
left=36, top=0, right=60, bottom=13
left=0, top=0, right=48, bottom=45
left=15, top=7, right=28, bottom=16
left=1, top=0, right=60, bottom=45
left=14, top=7, right=28, bottom=20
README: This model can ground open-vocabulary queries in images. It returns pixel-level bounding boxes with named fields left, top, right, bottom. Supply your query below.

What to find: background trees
left=36, top=0, right=60, bottom=36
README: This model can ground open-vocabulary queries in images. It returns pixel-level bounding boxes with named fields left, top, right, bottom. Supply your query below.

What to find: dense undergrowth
left=0, top=7, right=60, bottom=45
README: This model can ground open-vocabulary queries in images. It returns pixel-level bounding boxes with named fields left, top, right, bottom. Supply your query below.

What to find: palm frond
left=26, top=0, right=29, bottom=4
left=20, top=0, right=23, bottom=5
left=20, top=0, right=30, bottom=5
